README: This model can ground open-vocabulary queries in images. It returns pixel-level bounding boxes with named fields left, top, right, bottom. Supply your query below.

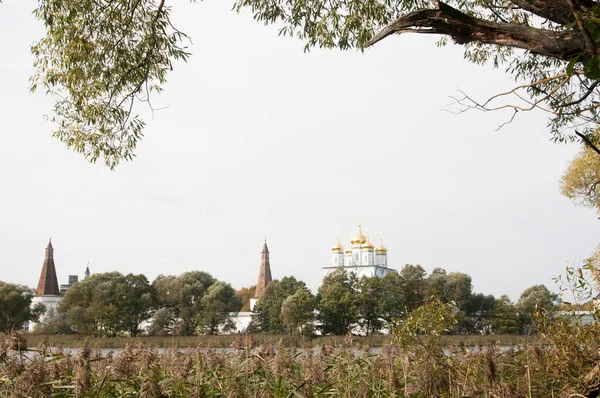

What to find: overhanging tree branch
left=366, top=1, right=585, bottom=61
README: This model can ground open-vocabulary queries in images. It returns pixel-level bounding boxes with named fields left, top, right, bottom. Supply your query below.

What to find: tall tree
left=251, top=276, right=308, bottom=333
left=316, top=269, right=359, bottom=335
left=357, top=276, right=384, bottom=336
left=426, top=268, right=473, bottom=309
left=378, top=271, right=407, bottom=330
left=280, top=288, right=316, bottom=335
left=517, top=284, right=559, bottom=333
left=457, top=293, right=496, bottom=334
left=22, top=0, right=600, bottom=166
left=198, top=282, right=243, bottom=335
left=60, top=272, right=154, bottom=337
left=117, top=273, right=154, bottom=336
left=153, top=271, right=216, bottom=336
left=490, top=295, right=520, bottom=335
left=0, top=282, right=45, bottom=332
left=399, top=264, right=427, bottom=312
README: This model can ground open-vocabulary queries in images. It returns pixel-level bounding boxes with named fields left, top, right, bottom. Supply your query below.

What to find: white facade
left=323, top=225, right=394, bottom=279
left=29, top=295, right=62, bottom=331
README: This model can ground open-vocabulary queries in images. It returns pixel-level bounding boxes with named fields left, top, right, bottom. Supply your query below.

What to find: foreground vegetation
left=0, top=318, right=597, bottom=397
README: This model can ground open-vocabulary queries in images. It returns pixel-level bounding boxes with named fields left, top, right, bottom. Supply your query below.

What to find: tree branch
left=366, top=1, right=585, bottom=62
left=575, top=131, right=600, bottom=156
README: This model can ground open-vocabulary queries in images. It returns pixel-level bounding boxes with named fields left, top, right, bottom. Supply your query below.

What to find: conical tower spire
left=254, top=238, right=272, bottom=298
left=36, top=239, right=60, bottom=296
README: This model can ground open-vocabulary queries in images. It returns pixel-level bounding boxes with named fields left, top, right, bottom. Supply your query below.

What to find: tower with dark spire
left=36, top=239, right=60, bottom=296
left=254, top=238, right=272, bottom=298
left=30, top=239, right=64, bottom=331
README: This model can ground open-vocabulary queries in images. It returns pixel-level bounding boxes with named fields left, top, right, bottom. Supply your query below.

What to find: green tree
left=117, top=273, right=154, bottom=336
left=147, top=308, right=176, bottom=336
left=251, top=276, right=308, bottom=333
left=59, top=272, right=119, bottom=336
left=399, top=264, right=427, bottom=312
left=280, top=288, right=316, bottom=335
left=60, top=272, right=154, bottom=337
left=33, top=309, right=74, bottom=335
left=316, top=269, right=359, bottom=335
left=458, top=293, right=496, bottom=334
left=378, top=271, right=407, bottom=330
left=0, top=282, right=45, bottom=332
left=23, top=0, right=600, bottom=167
left=490, top=295, right=520, bottom=335
left=517, top=284, right=559, bottom=333
left=426, top=268, right=473, bottom=309
left=198, top=282, right=243, bottom=335
left=357, top=276, right=383, bottom=335
left=153, top=271, right=216, bottom=336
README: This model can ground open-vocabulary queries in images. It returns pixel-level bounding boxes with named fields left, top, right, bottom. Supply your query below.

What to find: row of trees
left=0, top=264, right=563, bottom=336
left=33, top=271, right=241, bottom=336
left=249, top=266, right=559, bottom=336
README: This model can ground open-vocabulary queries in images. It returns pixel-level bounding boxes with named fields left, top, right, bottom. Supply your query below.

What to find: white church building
left=322, top=225, right=394, bottom=278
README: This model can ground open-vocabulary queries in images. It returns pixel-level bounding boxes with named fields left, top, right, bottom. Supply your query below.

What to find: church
left=322, top=225, right=394, bottom=278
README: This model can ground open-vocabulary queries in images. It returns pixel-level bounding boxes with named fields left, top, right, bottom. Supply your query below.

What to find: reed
left=1, top=327, right=598, bottom=397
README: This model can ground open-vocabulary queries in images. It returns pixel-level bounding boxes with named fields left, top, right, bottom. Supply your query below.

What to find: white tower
left=361, top=236, right=375, bottom=266
left=345, top=247, right=353, bottom=266
left=331, top=237, right=345, bottom=266
left=376, top=239, right=388, bottom=267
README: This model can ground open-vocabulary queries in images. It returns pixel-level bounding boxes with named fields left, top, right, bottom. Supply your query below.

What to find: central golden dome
left=350, top=225, right=367, bottom=245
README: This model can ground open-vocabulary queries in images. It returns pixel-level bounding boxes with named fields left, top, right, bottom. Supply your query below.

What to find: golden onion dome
left=375, top=239, right=387, bottom=253
left=362, top=236, right=375, bottom=250
left=350, top=225, right=367, bottom=245
left=331, top=237, right=344, bottom=252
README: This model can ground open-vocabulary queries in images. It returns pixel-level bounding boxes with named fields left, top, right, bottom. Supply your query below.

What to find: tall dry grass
left=1, top=327, right=599, bottom=397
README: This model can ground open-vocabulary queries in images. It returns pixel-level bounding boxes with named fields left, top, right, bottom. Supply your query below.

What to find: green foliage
left=457, top=292, right=495, bottom=334
left=316, top=268, right=359, bottom=335
left=32, top=308, right=74, bottom=334
left=0, top=282, right=44, bottom=332
left=393, top=297, right=458, bottom=395
left=251, top=276, right=309, bottom=333
left=31, top=0, right=190, bottom=168
left=279, top=288, right=315, bottom=335
left=198, top=281, right=242, bottom=335
left=152, top=271, right=216, bottom=336
left=490, top=294, right=520, bottom=335
left=16, top=0, right=600, bottom=166
left=377, top=271, right=407, bottom=330
left=516, top=284, right=559, bottom=334
left=357, top=276, right=383, bottom=335
left=59, top=272, right=153, bottom=336
left=398, top=264, right=427, bottom=312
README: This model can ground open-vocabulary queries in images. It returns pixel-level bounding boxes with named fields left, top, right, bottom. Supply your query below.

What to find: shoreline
left=4, top=333, right=538, bottom=349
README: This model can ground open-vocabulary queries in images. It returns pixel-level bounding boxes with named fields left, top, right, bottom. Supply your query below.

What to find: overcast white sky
left=1, top=1, right=598, bottom=302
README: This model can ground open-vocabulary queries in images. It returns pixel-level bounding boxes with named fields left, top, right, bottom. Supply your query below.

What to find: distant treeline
left=0, top=265, right=569, bottom=337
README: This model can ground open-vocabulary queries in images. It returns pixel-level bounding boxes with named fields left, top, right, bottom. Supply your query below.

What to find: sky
left=1, top=1, right=599, bottom=302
